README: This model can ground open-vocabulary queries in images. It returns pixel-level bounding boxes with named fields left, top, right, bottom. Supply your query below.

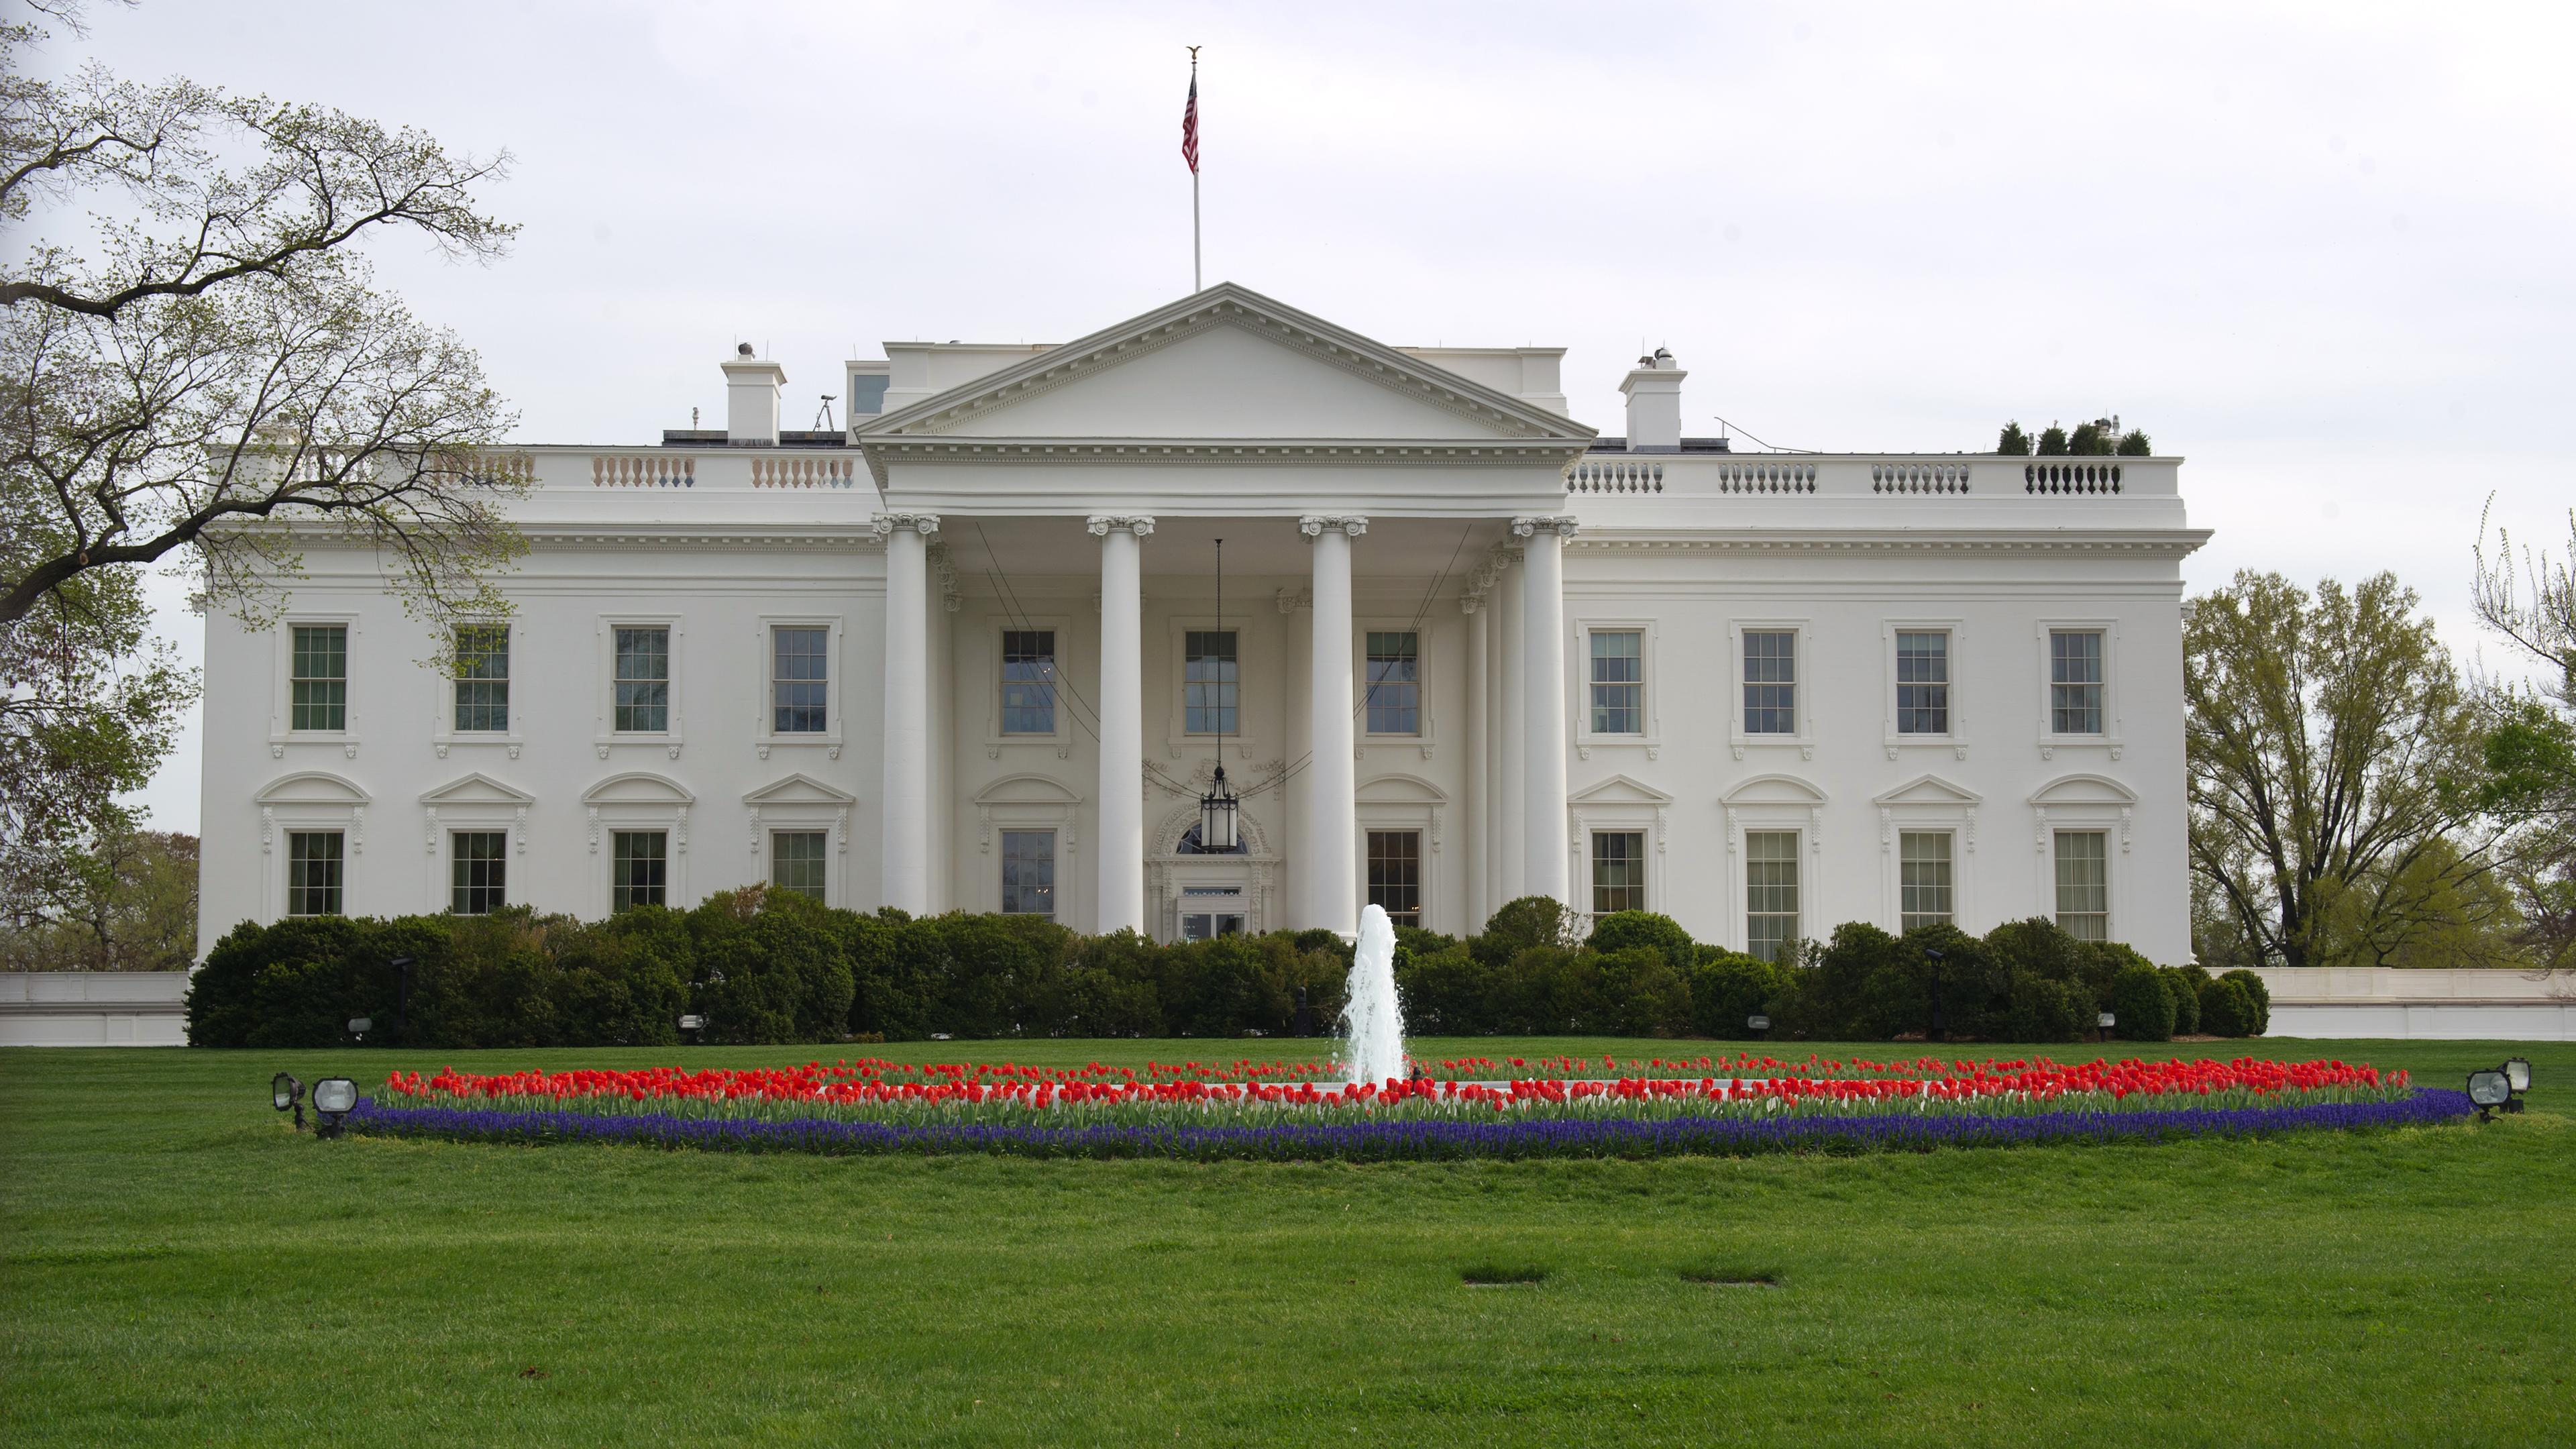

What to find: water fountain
left=1338, top=903, right=1407, bottom=1085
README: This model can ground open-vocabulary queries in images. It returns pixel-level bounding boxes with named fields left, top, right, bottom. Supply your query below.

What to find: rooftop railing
left=1568, top=452, right=2175, bottom=501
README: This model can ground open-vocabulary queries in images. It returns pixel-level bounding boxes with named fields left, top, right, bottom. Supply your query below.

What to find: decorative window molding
left=594, top=614, right=685, bottom=759
left=1872, top=773, right=1982, bottom=931
left=2029, top=773, right=2139, bottom=938
left=268, top=614, right=363, bottom=758
left=985, top=615, right=1075, bottom=759
left=753, top=614, right=847, bottom=758
left=254, top=771, right=370, bottom=922
left=744, top=772, right=858, bottom=906
left=430, top=620, right=521, bottom=760
left=1719, top=773, right=1828, bottom=954
left=972, top=773, right=1083, bottom=914
left=1728, top=618, right=1813, bottom=761
left=1358, top=773, right=1446, bottom=932
left=580, top=772, right=694, bottom=916
left=2033, top=618, right=2125, bottom=761
left=1566, top=773, right=1672, bottom=914
left=1161, top=614, right=1262, bottom=760
left=1881, top=618, right=1969, bottom=761
left=1572, top=616, right=1661, bottom=759
left=1355, top=617, right=1436, bottom=757
left=417, top=772, right=535, bottom=913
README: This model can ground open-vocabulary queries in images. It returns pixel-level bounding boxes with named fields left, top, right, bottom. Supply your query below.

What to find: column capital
left=869, top=511, right=941, bottom=540
left=1298, top=514, right=1368, bottom=539
left=1509, top=515, right=1578, bottom=540
left=1086, top=515, right=1157, bottom=537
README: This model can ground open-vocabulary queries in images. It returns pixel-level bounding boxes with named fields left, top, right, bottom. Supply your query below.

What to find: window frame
left=270, top=613, right=362, bottom=752
left=1572, top=617, right=1660, bottom=755
left=1729, top=619, right=1812, bottom=759
left=610, top=829, right=669, bottom=912
left=2052, top=828, right=2112, bottom=941
left=285, top=830, right=345, bottom=918
left=595, top=614, right=685, bottom=753
left=998, top=828, right=1059, bottom=920
left=431, top=621, right=522, bottom=758
left=1357, top=622, right=1426, bottom=741
left=449, top=829, right=508, bottom=915
left=1896, top=828, right=1957, bottom=932
left=1742, top=828, right=1802, bottom=965
left=1162, top=615, right=1263, bottom=759
left=771, top=828, right=831, bottom=903
left=1722, top=774, right=1828, bottom=957
left=752, top=615, right=843, bottom=753
left=1589, top=829, right=1649, bottom=918
left=1364, top=828, right=1424, bottom=928
left=2033, top=619, right=2124, bottom=757
left=1881, top=619, right=1968, bottom=758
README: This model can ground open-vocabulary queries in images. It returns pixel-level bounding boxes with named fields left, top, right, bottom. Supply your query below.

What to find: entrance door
left=1179, top=885, right=1248, bottom=940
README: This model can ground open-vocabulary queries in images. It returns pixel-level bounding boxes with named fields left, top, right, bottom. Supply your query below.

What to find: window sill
left=433, top=733, right=524, bottom=761
left=1883, top=736, right=1970, bottom=761
left=2039, top=735, right=2124, bottom=761
left=1575, top=735, right=1661, bottom=761
left=1728, top=733, right=1813, bottom=761
left=755, top=734, right=844, bottom=761
left=594, top=733, right=685, bottom=761
left=986, top=734, right=1072, bottom=760
left=270, top=733, right=360, bottom=759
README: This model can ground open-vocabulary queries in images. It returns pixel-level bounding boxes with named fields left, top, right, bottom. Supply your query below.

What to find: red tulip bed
left=345, top=1053, right=2472, bottom=1161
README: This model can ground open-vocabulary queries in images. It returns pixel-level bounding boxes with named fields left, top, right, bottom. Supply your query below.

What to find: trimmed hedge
left=186, top=892, right=2258, bottom=1049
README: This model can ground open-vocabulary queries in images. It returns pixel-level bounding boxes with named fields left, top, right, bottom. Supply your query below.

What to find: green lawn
left=3, top=1038, right=2571, bottom=1447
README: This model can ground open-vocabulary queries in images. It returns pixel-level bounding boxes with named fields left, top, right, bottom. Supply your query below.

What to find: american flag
left=1181, top=70, right=1199, bottom=174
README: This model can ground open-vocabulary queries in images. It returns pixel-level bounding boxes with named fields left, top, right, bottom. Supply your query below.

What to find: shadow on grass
left=1459, top=1263, right=1549, bottom=1287
left=1678, top=1265, right=1781, bottom=1287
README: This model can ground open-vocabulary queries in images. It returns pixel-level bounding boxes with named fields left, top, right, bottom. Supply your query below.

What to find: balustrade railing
left=592, top=453, right=696, bottom=488
left=1566, top=452, right=2172, bottom=504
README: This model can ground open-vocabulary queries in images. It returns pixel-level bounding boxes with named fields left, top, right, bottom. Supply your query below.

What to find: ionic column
left=1301, top=514, right=1365, bottom=933
left=1089, top=515, right=1154, bottom=934
left=1462, top=594, right=1489, bottom=932
left=873, top=512, right=939, bottom=914
left=1513, top=515, right=1576, bottom=908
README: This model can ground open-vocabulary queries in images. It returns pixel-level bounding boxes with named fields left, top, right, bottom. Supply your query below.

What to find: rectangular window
left=1743, top=630, right=1797, bottom=735
left=1591, top=830, right=1646, bottom=916
left=286, top=831, right=343, bottom=916
left=771, top=626, right=829, bottom=734
left=1364, top=632, right=1420, bottom=735
left=1898, top=830, right=1954, bottom=930
left=1895, top=631, right=1950, bottom=735
left=450, top=831, right=506, bottom=914
left=290, top=624, right=347, bottom=731
left=2055, top=830, right=2110, bottom=941
left=452, top=625, right=510, bottom=733
left=1184, top=629, right=1237, bottom=736
left=610, top=830, right=667, bottom=911
left=1179, top=885, right=1246, bottom=940
left=1000, top=630, right=1057, bottom=735
left=771, top=830, right=828, bottom=902
left=1000, top=830, right=1055, bottom=918
left=613, top=627, right=669, bottom=733
left=1589, top=630, right=1643, bottom=735
left=1745, top=830, right=1800, bottom=963
left=1366, top=829, right=1422, bottom=928
left=2051, top=630, right=2105, bottom=735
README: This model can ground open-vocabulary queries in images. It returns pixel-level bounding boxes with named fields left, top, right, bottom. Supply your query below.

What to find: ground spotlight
left=312, top=1076, right=358, bottom=1138
left=347, top=1016, right=372, bottom=1042
left=2098, top=1011, right=2116, bottom=1040
left=678, top=1013, right=705, bottom=1044
left=2465, top=1068, right=2512, bottom=1122
left=271, top=1071, right=306, bottom=1131
left=1747, top=1014, right=1770, bottom=1036
left=2502, top=1057, right=2532, bottom=1095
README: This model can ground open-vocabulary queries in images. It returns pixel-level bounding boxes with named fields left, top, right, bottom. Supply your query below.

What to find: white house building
left=197, top=283, right=2206, bottom=962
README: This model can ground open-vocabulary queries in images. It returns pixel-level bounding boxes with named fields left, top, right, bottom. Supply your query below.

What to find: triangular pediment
left=1568, top=773, right=1673, bottom=806
left=745, top=772, right=859, bottom=807
left=861, top=284, right=1595, bottom=445
left=1874, top=773, right=1982, bottom=808
left=420, top=771, right=534, bottom=806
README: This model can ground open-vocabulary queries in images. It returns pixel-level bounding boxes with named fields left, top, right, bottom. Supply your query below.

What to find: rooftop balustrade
left=1565, top=452, right=2173, bottom=501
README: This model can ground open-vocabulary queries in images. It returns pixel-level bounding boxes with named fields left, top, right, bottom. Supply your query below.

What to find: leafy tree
left=1997, top=421, right=2033, bottom=456
left=0, top=3, right=521, bottom=921
left=0, top=826, right=195, bottom=969
left=2035, top=423, right=2069, bottom=456
left=2472, top=505, right=2576, bottom=970
left=2186, top=571, right=2504, bottom=969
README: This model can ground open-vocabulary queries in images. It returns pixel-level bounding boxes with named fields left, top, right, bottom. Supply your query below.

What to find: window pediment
left=745, top=772, right=859, bottom=807
left=256, top=771, right=370, bottom=806
left=2029, top=773, right=2137, bottom=808
left=1722, top=773, right=1828, bottom=806
left=420, top=771, right=534, bottom=806
left=582, top=772, right=694, bottom=806
left=972, top=773, right=1083, bottom=808
left=1873, top=773, right=1982, bottom=808
left=1568, top=773, right=1673, bottom=807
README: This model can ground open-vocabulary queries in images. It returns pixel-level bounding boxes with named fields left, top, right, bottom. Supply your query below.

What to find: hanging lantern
left=1199, top=763, right=1240, bottom=853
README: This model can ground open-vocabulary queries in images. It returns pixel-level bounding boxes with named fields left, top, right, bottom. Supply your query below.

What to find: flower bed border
left=347, top=1089, right=2474, bottom=1163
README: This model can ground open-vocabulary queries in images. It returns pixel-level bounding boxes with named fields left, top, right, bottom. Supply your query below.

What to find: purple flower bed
left=347, top=1088, right=2476, bottom=1163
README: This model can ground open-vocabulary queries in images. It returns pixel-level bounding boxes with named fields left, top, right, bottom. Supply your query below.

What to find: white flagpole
left=1190, top=48, right=1202, bottom=292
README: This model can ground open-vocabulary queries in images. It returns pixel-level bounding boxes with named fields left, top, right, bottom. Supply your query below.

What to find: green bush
left=1688, top=949, right=1786, bottom=1039
left=2220, top=969, right=2271, bottom=1035
left=2161, top=965, right=2206, bottom=1035
left=2108, top=965, right=2178, bottom=1041
left=2002, top=971, right=2087, bottom=1042
left=1587, top=911, right=1696, bottom=969
left=2199, top=977, right=2257, bottom=1038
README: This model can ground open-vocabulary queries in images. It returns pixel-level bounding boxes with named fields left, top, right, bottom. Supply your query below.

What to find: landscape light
left=2502, top=1057, right=2532, bottom=1094
left=271, top=1071, right=306, bottom=1131
left=678, top=1013, right=705, bottom=1044
left=2465, top=1069, right=2512, bottom=1121
left=1747, top=1014, right=1770, bottom=1034
left=347, top=1016, right=372, bottom=1042
left=311, top=1077, right=359, bottom=1138
left=2098, top=1011, right=2116, bottom=1034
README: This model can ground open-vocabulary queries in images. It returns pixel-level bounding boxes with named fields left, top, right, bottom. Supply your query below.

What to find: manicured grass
left=4, top=1038, right=2571, bottom=1447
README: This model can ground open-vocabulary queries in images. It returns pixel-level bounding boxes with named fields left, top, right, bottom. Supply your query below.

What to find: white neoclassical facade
left=197, top=283, right=2206, bottom=962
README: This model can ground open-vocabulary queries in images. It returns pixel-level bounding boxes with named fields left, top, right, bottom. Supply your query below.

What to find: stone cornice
left=513, top=523, right=885, bottom=551
left=1566, top=528, right=2214, bottom=557
left=860, top=435, right=1588, bottom=490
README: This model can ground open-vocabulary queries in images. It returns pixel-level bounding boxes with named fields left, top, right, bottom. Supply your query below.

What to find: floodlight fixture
left=347, top=1016, right=372, bottom=1042
left=271, top=1071, right=306, bottom=1130
left=312, top=1076, right=359, bottom=1138
left=678, top=1013, right=706, bottom=1044
left=2466, top=1069, right=2512, bottom=1120
left=2502, top=1057, right=2532, bottom=1094
left=2098, top=1011, right=2116, bottom=1030
left=1747, top=1014, right=1770, bottom=1034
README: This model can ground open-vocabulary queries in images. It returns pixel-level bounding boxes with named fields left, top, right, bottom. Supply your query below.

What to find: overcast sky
left=34, top=0, right=2573, bottom=834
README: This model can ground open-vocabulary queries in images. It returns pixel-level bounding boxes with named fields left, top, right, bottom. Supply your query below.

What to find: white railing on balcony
left=592, top=453, right=696, bottom=488
left=748, top=454, right=859, bottom=488
left=1568, top=453, right=2175, bottom=502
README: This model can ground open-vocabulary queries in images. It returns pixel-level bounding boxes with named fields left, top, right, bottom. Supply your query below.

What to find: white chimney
left=1619, top=347, right=1685, bottom=452
left=721, top=343, right=786, bottom=445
